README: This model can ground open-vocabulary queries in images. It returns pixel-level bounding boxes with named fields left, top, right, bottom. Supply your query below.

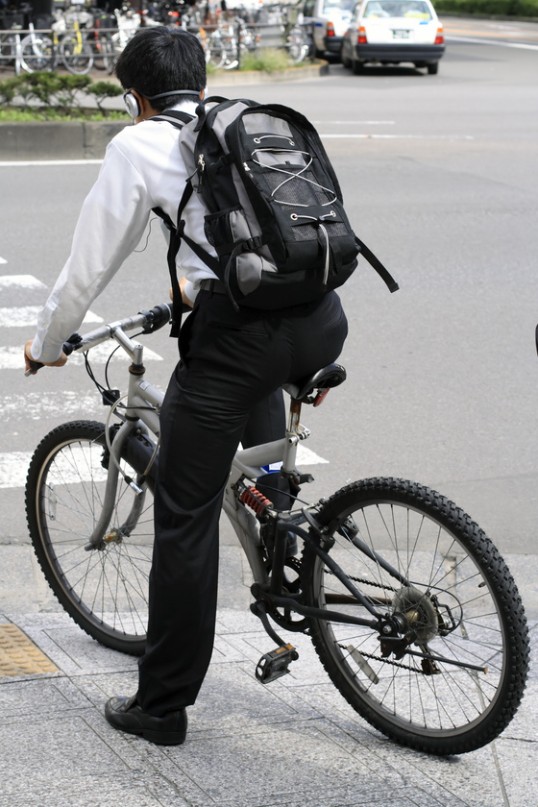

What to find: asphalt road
left=1, top=25, right=537, bottom=566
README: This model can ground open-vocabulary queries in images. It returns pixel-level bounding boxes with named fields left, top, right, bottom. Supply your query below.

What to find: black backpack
left=153, top=97, right=398, bottom=334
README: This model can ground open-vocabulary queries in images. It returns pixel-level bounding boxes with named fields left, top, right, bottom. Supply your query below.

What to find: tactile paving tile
left=0, top=624, right=58, bottom=677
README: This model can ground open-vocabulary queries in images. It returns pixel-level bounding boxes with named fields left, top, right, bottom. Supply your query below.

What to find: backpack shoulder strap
left=151, top=108, right=223, bottom=334
left=149, top=109, right=195, bottom=336
left=151, top=109, right=194, bottom=128
left=356, top=238, right=399, bottom=293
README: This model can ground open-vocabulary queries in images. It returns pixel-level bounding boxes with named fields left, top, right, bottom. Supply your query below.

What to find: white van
left=300, top=0, right=356, bottom=59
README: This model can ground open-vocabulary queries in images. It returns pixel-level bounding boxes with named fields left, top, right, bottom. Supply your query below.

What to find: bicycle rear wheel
left=26, top=421, right=155, bottom=655
left=91, top=34, right=115, bottom=72
left=302, top=477, right=529, bottom=755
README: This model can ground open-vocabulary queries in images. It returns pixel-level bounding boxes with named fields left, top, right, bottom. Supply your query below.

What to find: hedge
left=0, top=73, right=123, bottom=120
left=435, top=0, right=538, bottom=16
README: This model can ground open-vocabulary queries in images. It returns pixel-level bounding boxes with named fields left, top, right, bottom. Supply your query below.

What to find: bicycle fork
left=84, top=418, right=148, bottom=551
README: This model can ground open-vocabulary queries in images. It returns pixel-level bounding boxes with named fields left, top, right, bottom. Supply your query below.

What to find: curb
left=0, top=120, right=127, bottom=161
left=0, top=62, right=329, bottom=162
left=209, top=61, right=329, bottom=85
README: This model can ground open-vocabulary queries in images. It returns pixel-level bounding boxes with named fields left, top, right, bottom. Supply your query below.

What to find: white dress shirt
left=31, top=101, right=216, bottom=363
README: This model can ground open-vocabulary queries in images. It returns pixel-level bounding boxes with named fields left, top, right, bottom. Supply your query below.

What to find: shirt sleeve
left=30, top=140, right=151, bottom=363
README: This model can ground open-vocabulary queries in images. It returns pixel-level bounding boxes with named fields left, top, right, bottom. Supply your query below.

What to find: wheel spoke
left=27, top=422, right=153, bottom=655
left=304, top=478, right=529, bottom=754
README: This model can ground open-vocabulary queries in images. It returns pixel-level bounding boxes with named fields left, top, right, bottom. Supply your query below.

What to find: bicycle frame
left=71, top=305, right=398, bottom=641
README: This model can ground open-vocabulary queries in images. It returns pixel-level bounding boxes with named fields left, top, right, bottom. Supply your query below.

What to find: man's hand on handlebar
left=24, top=339, right=68, bottom=376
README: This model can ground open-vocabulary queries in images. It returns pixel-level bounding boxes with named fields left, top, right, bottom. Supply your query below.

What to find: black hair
left=115, top=26, right=206, bottom=110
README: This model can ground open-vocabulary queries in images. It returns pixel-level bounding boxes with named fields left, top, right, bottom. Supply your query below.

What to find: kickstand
left=250, top=600, right=299, bottom=684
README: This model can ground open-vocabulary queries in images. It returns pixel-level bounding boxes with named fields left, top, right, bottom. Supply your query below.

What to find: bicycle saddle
left=283, top=363, right=347, bottom=404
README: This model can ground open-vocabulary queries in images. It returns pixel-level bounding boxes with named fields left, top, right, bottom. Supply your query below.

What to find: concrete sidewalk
left=0, top=528, right=536, bottom=807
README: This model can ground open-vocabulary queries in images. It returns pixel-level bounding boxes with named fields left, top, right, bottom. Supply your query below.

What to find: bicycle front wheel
left=19, top=34, right=54, bottom=72
left=302, top=477, right=529, bottom=755
left=26, top=421, right=155, bottom=655
left=59, top=35, right=93, bottom=74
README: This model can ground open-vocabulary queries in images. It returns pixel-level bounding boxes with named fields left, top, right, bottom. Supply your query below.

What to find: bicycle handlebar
left=25, top=303, right=172, bottom=375
left=67, top=302, right=172, bottom=352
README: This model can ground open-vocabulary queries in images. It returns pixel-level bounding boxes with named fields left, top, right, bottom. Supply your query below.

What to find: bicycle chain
left=338, top=644, right=427, bottom=674
left=324, top=567, right=398, bottom=593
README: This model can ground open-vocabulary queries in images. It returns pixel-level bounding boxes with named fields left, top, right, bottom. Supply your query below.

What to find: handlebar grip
left=141, top=303, right=172, bottom=334
left=62, top=333, right=83, bottom=355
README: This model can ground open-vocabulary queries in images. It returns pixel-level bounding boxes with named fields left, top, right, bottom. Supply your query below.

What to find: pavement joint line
left=0, top=623, right=58, bottom=677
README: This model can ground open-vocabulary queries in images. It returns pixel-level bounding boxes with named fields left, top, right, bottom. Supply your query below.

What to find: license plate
left=392, top=28, right=411, bottom=39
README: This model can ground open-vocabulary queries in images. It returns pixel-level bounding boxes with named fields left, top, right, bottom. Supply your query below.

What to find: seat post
left=287, top=398, right=302, bottom=436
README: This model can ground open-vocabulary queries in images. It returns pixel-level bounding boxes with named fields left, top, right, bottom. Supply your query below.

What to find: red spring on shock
left=239, top=486, right=272, bottom=515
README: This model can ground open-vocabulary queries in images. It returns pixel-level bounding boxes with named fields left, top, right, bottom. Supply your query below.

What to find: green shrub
left=239, top=47, right=293, bottom=73
left=436, top=0, right=538, bottom=15
left=87, top=81, right=123, bottom=114
left=0, top=76, right=23, bottom=105
left=0, top=72, right=123, bottom=119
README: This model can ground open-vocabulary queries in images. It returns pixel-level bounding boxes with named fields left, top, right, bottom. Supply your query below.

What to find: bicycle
left=55, top=12, right=94, bottom=75
left=286, top=23, right=311, bottom=64
left=0, top=24, right=24, bottom=74
left=25, top=302, right=530, bottom=756
left=87, top=13, right=116, bottom=74
left=19, top=22, right=54, bottom=72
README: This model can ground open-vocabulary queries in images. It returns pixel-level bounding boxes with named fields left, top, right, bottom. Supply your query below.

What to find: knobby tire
left=25, top=420, right=155, bottom=655
left=301, top=477, right=529, bottom=755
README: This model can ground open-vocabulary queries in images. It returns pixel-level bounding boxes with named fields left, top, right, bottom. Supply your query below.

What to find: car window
left=362, top=0, right=433, bottom=19
left=322, top=0, right=356, bottom=13
left=303, top=0, right=316, bottom=15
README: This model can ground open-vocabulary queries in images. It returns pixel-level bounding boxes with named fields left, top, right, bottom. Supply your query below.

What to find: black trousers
left=137, top=289, right=348, bottom=716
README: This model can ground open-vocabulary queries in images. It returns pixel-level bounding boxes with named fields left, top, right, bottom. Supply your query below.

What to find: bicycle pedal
left=255, top=643, right=299, bottom=684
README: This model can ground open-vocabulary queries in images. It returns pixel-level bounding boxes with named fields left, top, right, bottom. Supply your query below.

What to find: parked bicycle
left=51, top=9, right=94, bottom=75
left=0, top=23, right=24, bottom=74
left=25, top=303, right=530, bottom=756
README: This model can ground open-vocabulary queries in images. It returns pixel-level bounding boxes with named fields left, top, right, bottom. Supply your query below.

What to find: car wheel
left=352, top=59, right=365, bottom=74
left=341, top=46, right=351, bottom=69
left=427, top=62, right=439, bottom=75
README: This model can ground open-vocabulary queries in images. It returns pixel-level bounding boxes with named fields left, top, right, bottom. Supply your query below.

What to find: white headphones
left=123, top=89, right=200, bottom=119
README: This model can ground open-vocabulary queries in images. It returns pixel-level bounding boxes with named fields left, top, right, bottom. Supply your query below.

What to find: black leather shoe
left=105, top=695, right=187, bottom=746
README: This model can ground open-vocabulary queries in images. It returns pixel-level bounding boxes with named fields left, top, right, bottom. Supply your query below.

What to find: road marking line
left=312, top=120, right=396, bottom=125
left=297, top=445, right=328, bottom=465
left=0, top=159, right=104, bottom=168
left=0, top=275, right=46, bottom=289
left=0, top=342, right=164, bottom=369
left=0, top=391, right=102, bottom=419
left=447, top=35, right=538, bottom=50
left=0, top=450, right=108, bottom=489
left=0, top=306, right=103, bottom=328
left=320, top=133, right=474, bottom=140
left=0, top=452, right=33, bottom=488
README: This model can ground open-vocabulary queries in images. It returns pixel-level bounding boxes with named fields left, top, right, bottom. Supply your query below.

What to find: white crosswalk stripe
left=0, top=342, right=163, bottom=370
left=0, top=306, right=103, bottom=328
left=0, top=274, right=45, bottom=289
left=0, top=452, right=36, bottom=489
left=0, top=443, right=326, bottom=490
left=0, top=391, right=103, bottom=420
